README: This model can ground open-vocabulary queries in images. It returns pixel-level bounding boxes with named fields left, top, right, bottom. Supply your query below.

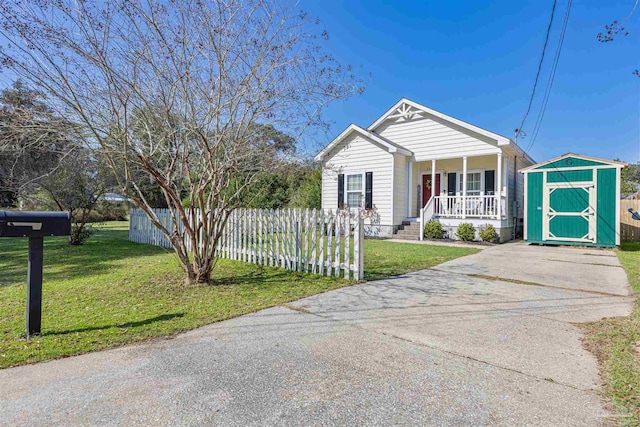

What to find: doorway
left=422, top=173, right=441, bottom=208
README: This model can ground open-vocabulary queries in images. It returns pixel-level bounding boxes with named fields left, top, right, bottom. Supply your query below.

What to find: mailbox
left=0, top=210, right=72, bottom=337
left=0, top=210, right=71, bottom=237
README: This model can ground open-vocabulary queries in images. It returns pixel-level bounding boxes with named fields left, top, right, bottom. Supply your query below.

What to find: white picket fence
left=129, top=208, right=364, bottom=280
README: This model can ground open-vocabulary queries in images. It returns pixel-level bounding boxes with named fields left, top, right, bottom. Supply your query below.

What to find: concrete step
left=397, top=224, right=421, bottom=231
left=394, top=220, right=422, bottom=239
left=390, top=234, right=420, bottom=240
left=395, top=231, right=420, bottom=237
left=396, top=227, right=420, bottom=233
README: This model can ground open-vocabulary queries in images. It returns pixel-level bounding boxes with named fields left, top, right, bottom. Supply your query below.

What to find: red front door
left=422, top=174, right=441, bottom=207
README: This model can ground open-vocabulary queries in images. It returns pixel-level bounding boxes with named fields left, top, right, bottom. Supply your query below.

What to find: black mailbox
left=0, top=210, right=72, bottom=337
left=0, top=210, right=71, bottom=237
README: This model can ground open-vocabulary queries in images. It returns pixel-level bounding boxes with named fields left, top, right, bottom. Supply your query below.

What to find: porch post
left=496, top=153, right=502, bottom=219
left=431, top=159, right=436, bottom=199
left=407, top=160, right=413, bottom=217
left=462, top=156, right=467, bottom=219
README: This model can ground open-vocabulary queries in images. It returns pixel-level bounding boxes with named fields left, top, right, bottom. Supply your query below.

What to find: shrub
left=94, top=201, right=128, bottom=221
left=69, top=223, right=95, bottom=245
left=424, top=220, right=444, bottom=239
left=456, top=223, right=476, bottom=241
left=479, top=224, right=498, bottom=243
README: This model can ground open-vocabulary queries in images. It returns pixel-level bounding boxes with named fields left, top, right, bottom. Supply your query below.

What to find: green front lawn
left=582, top=242, right=640, bottom=426
left=364, top=239, right=478, bottom=280
left=0, top=222, right=476, bottom=369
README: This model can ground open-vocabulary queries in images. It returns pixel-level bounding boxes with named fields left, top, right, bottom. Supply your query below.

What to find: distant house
left=315, top=98, right=535, bottom=242
left=99, top=192, right=131, bottom=206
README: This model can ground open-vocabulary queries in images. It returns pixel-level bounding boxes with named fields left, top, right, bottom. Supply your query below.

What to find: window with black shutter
left=337, top=174, right=344, bottom=208
left=365, top=172, right=373, bottom=209
left=447, top=173, right=456, bottom=196
left=484, top=170, right=495, bottom=195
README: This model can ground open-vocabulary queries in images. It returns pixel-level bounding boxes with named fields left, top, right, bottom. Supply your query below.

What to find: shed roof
left=519, top=153, right=625, bottom=173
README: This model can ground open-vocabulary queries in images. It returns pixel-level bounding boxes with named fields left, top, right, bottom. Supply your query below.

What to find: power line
left=515, top=0, right=557, bottom=142
left=526, top=0, right=572, bottom=153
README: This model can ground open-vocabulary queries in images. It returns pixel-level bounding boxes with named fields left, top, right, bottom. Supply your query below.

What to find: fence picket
left=344, top=211, right=351, bottom=280
left=268, top=209, right=274, bottom=267
left=128, top=207, right=363, bottom=280
left=318, top=210, right=325, bottom=276
left=302, top=209, right=308, bottom=273
left=353, top=214, right=362, bottom=280
left=326, top=210, right=333, bottom=277
left=258, top=210, right=263, bottom=266
left=334, top=210, right=341, bottom=278
left=311, top=209, right=318, bottom=274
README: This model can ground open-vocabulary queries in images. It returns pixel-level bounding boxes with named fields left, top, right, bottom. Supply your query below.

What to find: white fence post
left=128, top=207, right=364, bottom=280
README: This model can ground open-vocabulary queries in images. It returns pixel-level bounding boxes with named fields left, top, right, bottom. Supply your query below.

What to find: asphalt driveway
left=0, top=242, right=634, bottom=426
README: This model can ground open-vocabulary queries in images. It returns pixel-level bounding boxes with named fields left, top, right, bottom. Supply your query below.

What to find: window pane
left=347, top=192, right=360, bottom=207
left=469, top=173, right=481, bottom=192
left=347, top=174, right=362, bottom=191
left=459, top=172, right=482, bottom=194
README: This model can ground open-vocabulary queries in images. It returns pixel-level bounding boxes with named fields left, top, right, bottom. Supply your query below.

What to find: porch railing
left=433, top=195, right=503, bottom=219
left=419, top=194, right=506, bottom=240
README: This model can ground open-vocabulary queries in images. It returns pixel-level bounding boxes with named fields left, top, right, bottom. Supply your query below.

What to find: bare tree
left=38, top=148, right=114, bottom=245
left=597, top=0, right=640, bottom=76
left=0, top=80, right=75, bottom=207
left=0, top=0, right=363, bottom=283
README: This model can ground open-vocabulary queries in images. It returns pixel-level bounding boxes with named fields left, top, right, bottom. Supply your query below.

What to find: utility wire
left=515, top=0, right=557, bottom=142
left=526, top=0, right=573, bottom=153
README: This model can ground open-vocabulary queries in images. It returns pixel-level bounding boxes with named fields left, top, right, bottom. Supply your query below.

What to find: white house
left=315, top=98, right=536, bottom=242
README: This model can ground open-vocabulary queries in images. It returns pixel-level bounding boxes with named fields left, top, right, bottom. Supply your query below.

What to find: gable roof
left=368, top=98, right=513, bottom=146
left=314, top=124, right=413, bottom=162
left=519, top=153, right=626, bottom=173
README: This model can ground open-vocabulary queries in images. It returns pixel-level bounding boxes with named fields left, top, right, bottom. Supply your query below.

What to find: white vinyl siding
left=515, top=156, right=525, bottom=219
left=321, top=133, right=393, bottom=226
left=505, top=155, right=527, bottom=224
left=376, top=116, right=500, bottom=160
left=392, top=154, right=407, bottom=224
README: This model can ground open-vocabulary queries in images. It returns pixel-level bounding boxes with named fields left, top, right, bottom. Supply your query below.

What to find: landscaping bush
left=94, top=201, right=128, bottom=221
left=424, top=220, right=444, bottom=239
left=479, top=224, right=498, bottom=243
left=456, top=223, right=476, bottom=241
left=69, top=223, right=95, bottom=245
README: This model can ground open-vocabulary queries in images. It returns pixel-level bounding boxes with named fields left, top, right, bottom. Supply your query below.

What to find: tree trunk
left=183, top=260, right=212, bottom=285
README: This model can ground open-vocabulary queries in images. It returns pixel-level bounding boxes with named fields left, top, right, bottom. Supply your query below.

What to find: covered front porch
left=404, top=153, right=509, bottom=238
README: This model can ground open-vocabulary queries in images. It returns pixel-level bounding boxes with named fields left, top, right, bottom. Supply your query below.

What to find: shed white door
left=542, top=181, right=597, bottom=243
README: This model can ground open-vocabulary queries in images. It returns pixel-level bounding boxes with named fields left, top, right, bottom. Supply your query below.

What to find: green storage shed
left=520, top=153, right=624, bottom=247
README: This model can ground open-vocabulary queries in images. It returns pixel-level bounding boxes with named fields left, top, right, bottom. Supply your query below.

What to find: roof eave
left=315, top=123, right=413, bottom=162
left=368, top=98, right=515, bottom=150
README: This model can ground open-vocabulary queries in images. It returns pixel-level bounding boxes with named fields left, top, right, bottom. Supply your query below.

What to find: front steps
left=391, top=220, right=421, bottom=240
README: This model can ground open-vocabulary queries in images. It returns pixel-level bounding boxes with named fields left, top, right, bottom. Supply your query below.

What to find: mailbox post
left=0, top=211, right=71, bottom=337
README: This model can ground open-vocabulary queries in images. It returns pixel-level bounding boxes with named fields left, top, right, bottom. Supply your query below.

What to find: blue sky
left=302, top=0, right=640, bottom=164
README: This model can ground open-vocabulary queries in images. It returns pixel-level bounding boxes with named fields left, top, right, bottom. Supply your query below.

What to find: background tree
left=37, top=149, right=114, bottom=244
left=597, top=0, right=639, bottom=76
left=0, top=0, right=364, bottom=283
left=0, top=81, right=73, bottom=207
left=0, top=81, right=115, bottom=243
left=288, top=165, right=322, bottom=209
left=621, top=161, right=640, bottom=196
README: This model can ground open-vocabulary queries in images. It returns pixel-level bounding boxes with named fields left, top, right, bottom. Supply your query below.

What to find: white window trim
left=456, top=169, right=485, bottom=196
left=344, top=170, right=366, bottom=208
